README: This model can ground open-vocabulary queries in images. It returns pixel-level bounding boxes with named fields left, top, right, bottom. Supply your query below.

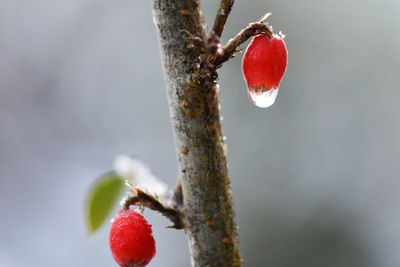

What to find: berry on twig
left=109, top=209, right=156, bottom=267
left=242, top=33, right=287, bottom=108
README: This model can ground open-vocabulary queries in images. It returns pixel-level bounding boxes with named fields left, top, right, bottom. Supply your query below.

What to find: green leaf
left=86, top=172, right=125, bottom=234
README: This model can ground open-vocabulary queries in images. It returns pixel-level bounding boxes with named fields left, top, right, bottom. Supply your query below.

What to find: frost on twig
left=114, top=155, right=183, bottom=229
left=123, top=182, right=184, bottom=229
left=114, top=154, right=168, bottom=197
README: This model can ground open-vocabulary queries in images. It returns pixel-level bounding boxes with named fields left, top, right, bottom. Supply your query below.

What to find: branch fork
left=183, top=22, right=273, bottom=80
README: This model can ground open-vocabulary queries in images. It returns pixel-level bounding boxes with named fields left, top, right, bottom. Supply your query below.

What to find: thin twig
left=213, top=22, right=273, bottom=67
left=211, top=0, right=235, bottom=37
left=123, top=184, right=184, bottom=229
left=184, top=22, right=272, bottom=74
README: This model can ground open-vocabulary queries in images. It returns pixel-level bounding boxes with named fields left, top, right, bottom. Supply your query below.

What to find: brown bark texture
left=151, top=0, right=242, bottom=266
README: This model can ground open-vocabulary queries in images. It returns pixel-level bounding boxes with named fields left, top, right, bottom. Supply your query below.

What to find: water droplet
left=247, top=88, right=278, bottom=108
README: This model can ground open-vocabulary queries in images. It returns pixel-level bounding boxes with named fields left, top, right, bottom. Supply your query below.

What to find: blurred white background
left=1, top=0, right=400, bottom=266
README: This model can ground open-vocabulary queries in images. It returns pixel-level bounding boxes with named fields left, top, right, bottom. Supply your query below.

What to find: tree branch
left=211, top=0, right=235, bottom=37
left=213, top=22, right=272, bottom=67
left=152, top=0, right=242, bottom=266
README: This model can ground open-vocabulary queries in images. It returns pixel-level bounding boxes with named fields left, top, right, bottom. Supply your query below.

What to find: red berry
left=109, top=209, right=156, bottom=267
left=242, top=33, right=288, bottom=108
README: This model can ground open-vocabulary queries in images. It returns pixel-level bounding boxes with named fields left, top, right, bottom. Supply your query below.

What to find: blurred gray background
left=1, top=0, right=400, bottom=266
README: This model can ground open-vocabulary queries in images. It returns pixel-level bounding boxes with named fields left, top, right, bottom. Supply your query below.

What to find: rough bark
left=152, top=0, right=242, bottom=266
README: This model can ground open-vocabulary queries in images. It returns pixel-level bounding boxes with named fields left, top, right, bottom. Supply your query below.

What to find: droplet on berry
left=109, top=209, right=156, bottom=267
left=247, top=88, right=279, bottom=108
left=242, top=33, right=288, bottom=108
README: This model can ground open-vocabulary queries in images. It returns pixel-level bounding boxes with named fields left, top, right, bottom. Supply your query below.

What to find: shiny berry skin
left=109, top=209, right=156, bottom=267
left=242, top=34, right=287, bottom=107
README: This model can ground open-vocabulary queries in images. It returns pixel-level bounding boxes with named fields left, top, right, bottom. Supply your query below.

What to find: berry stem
left=123, top=186, right=184, bottom=229
left=213, top=22, right=273, bottom=67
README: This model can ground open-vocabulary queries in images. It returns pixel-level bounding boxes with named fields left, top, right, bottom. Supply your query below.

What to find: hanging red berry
left=109, top=209, right=156, bottom=267
left=242, top=33, right=288, bottom=108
